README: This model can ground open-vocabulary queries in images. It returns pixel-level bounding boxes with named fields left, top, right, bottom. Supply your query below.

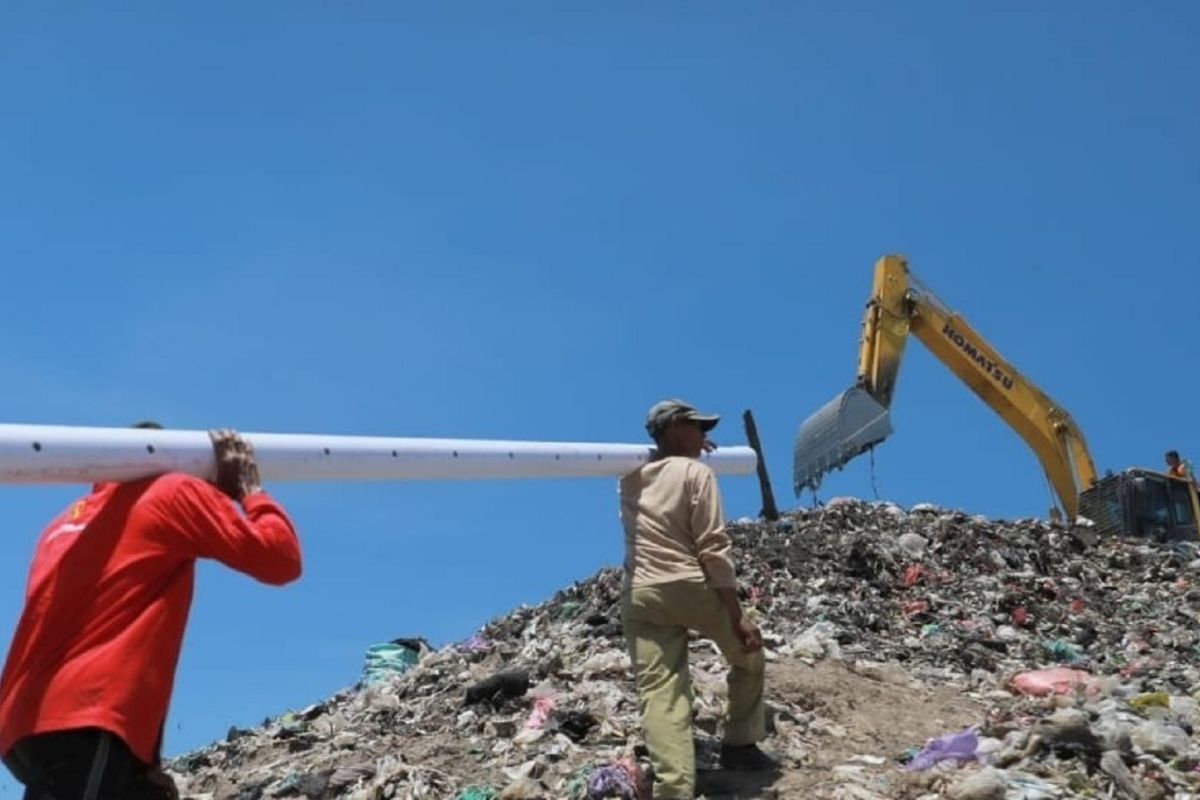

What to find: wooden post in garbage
left=742, top=410, right=779, bottom=521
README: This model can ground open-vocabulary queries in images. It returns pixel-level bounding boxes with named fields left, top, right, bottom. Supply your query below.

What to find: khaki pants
left=622, top=581, right=766, bottom=799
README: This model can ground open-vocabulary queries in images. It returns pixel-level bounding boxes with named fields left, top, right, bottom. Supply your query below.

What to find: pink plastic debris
left=525, top=695, right=556, bottom=730
left=1011, top=667, right=1097, bottom=696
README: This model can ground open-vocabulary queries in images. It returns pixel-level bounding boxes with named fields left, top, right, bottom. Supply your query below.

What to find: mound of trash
left=168, top=500, right=1200, bottom=799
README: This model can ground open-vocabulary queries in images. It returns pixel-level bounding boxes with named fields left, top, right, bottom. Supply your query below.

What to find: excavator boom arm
left=902, top=278, right=1098, bottom=518
left=855, top=254, right=913, bottom=408
left=796, top=255, right=1099, bottom=520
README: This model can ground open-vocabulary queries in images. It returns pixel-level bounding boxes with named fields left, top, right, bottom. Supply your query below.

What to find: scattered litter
left=585, top=757, right=650, bottom=799
left=791, top=621, right=841, bottom=659
left=457, top=634, right=492, bottom=654
left=163, top=501, right=1200, bottom=798
left=361, top=640, right=423, bottom=685
left=904, top=727, right=981, bottom=771
left=465, top=670, right=531, bottom=707
left=525, top=695, right=556, bottom=730
left=946, top=766, right=1007, bottom=800
left=1011, top=668, right=1096, bottom=697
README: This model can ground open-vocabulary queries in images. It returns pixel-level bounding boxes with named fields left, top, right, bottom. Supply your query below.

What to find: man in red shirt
left=1166, top=450, right=1195, bottom=483
left=0, top=428, right=303, bottom=800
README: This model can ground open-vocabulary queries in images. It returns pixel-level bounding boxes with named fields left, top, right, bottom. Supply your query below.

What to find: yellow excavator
left=794, top=254, right=1200, bottom=541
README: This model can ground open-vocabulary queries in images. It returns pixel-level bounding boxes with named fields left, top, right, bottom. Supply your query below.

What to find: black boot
left=719, top=743, right=780, bottom=772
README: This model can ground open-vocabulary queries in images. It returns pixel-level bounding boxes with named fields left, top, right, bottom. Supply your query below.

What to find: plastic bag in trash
left=1011, top=668, right=1097, bottom=697
left=362, top=641, right=421, bottom=685
left=792, top=621, right=841, bottom=659
left=585, top=757, right=650, bottom=799
left=905, top=727, right=983, bottom=771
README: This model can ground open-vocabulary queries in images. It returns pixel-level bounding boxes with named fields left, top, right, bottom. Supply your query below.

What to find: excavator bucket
left=793, top=386, right=892, bottom=495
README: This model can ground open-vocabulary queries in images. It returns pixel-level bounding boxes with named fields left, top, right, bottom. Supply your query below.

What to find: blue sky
left=1, top=3, right=1197, bottom=790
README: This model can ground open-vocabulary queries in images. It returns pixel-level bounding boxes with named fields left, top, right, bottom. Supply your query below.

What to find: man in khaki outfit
left=620, top=399, right=776, bottom=798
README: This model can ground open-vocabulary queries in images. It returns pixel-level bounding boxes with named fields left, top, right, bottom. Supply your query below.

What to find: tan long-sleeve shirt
left=619, top=456, right=737, bottom=589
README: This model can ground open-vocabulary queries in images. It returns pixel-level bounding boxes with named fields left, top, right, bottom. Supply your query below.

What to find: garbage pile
left=738, top=499, right=1200, bottom=682
left=166, top=500, right=1200, bottom=799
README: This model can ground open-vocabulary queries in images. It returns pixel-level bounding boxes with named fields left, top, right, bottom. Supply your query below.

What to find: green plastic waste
left=565, top=764, right=596, bottom=799
left=1041, top=639, right=1085, bottom=664
left=456, top=788, right=497, bottom=800
left=362, top=642, right=420, bottom=685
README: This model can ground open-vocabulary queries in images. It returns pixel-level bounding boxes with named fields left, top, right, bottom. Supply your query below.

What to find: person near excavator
left=619, top=399, right=777, bottom=799
left=0, top=427, right=302, bottom=800
left=1165, top=450, right=1195, bottom=483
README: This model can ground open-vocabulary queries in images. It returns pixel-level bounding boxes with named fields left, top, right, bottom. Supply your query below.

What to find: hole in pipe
left=32, top=442, right=41, bottom=452
left=323, top=448, right=331, bottom=456
left=147, top=445, right=155, bottom=454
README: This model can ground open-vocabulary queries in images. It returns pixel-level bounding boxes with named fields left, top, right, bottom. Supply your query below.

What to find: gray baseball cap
left=645, top=399, right=720, bottom=438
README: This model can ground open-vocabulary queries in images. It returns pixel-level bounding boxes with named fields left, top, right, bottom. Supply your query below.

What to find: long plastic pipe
left=0, top=424, right=757, bottom=485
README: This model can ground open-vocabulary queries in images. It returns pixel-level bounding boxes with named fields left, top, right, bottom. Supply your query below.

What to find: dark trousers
left=2, top=729, right=168, bottom=800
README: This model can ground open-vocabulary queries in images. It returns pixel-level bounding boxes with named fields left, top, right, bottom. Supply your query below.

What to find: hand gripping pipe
left=0, top=424, right=758, bottom=485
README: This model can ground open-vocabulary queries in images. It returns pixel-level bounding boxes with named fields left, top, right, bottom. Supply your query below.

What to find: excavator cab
left=1079, top=470, right=1200, bottom=543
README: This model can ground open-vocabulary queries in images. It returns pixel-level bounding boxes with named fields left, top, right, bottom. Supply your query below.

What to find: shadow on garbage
left=696, top=766, right=782, bottom=798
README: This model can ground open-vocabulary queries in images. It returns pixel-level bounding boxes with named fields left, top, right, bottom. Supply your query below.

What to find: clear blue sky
left=1, top=3, right=1197, bottom=792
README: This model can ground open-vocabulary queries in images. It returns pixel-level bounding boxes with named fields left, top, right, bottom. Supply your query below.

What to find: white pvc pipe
left=0, top=424, right=757, bottom=485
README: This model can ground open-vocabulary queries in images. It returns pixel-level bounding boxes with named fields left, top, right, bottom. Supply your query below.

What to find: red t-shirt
left=0, top=473, right=302, bottom=764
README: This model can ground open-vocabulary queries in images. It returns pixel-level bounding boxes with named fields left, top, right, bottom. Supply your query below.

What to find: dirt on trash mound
left=168, top=500, right=1200, bottom=799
